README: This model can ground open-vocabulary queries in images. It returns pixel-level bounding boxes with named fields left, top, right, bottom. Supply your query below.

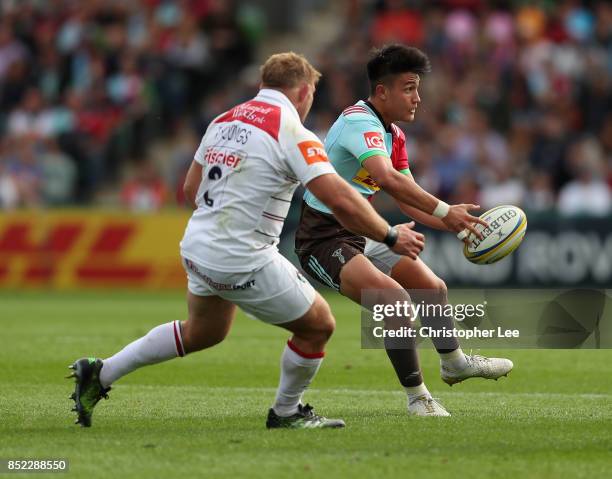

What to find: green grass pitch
left=1, top=291, right=611, bottom=478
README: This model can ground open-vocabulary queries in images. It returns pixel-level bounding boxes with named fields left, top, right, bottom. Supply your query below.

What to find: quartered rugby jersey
left=304, top=100, right=411, bottom=214
left=180, top=89, right=336, bottom=272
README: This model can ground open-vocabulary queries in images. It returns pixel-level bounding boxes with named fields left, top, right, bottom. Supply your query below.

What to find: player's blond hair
left=260, top=52, right=321, bottom=89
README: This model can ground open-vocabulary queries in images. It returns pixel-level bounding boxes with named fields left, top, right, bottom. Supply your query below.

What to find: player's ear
left=297, top=82, right=309, bottom=103
left=375, top=83, right=387, bottom=101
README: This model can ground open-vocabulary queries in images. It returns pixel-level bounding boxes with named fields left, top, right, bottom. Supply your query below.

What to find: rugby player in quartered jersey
left=295, top=44, right=514, bottom=417
left=304, top=100, right=411, bottom=215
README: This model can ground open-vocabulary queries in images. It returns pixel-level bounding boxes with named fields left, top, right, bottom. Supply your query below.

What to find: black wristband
left=383, top=225, right=398, bottom=247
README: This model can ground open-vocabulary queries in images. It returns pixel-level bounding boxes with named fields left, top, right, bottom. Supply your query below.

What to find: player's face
left=388, top=73, right=421, bottom=122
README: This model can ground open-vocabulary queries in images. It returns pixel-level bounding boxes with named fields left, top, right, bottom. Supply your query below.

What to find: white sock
left=99, top=321, right=185, bottom=388
left=405, top=382, right=430, bottom=401
left=272, top=340, right=324, bottom=417
left=439, top=348, right=468, bottom=370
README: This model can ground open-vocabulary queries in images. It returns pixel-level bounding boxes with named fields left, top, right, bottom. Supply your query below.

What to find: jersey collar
left=256, top=88, right=300, bottom=121
left=362, top=100, right=391, bottom=133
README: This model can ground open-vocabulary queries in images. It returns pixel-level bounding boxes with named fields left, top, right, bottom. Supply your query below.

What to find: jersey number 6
left=203, top=166, right=223, bottom=207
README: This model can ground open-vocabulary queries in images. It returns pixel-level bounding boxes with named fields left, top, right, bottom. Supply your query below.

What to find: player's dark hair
left=367, top=44, right=431, bottom=94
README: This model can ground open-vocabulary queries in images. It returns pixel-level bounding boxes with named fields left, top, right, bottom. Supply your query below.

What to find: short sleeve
left=283, top=124, right=336, bottom=186
left=193, top=134, right=207, bottom=165
left=194, top=113, right=225, bottom=165
left=339, top=118, right=389, bottom=164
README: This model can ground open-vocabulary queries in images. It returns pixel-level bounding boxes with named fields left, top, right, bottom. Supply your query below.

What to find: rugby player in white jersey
left=67, top=52, right=426, bottom=429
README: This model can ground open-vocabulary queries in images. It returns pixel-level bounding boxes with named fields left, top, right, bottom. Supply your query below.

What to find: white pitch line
left=118, top=384, right=612, bottom=400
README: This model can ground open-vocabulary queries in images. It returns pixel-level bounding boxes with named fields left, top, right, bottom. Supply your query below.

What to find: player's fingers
left=397, top=242, right=418, bottom=259
left=413, top=232, right=425, bottom=242
left=411, top=243, right=424, bottom=255
left=472, top=215, right=489, bottom=227
left=456, top=229, right=469, bottom=241
left=465, top=223, right=483, bottom=239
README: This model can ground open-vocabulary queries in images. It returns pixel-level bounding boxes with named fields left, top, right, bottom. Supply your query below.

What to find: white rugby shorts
left=182, top=253, right=315, bottom=324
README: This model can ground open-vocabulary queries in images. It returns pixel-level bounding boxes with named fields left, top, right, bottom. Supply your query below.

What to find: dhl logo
left=0, top=212, right=190, bottom=289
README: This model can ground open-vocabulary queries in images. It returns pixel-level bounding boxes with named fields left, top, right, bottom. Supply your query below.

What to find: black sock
left=411, top=290, right=460, bottom=353
left=384, top=343, right=423, bottom=387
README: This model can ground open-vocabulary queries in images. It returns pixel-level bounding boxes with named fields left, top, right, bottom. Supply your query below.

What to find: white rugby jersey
left=180, top=89, right=336, bottom=272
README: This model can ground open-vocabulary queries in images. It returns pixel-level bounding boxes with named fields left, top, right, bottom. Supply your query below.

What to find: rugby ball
left=463, top=205, right=527, bottom=265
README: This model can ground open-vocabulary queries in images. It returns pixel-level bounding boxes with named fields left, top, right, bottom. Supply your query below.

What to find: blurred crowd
left=0, top=0, right=611, bottom=217
left=312, top=0, right=612, bottom=217
left=0, top=0, right=262, bottom=209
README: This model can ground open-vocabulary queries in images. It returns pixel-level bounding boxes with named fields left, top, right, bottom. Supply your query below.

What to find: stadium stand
left=0, top=0, right=610, bottom=218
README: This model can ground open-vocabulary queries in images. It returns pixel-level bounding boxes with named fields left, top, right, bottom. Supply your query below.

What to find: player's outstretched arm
left=306, top=173, right=424, bottom=259
left=363, top=155, right=487, bottom=238
left=397, top=201, right=449, bottom=231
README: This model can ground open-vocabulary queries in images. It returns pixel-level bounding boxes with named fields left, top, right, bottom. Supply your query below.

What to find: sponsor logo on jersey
left=298, top=140, right=328, bottom=165
left=364, top=131, right=385, bottom=149
left=215, top=100, right=281, bottom=141
left=203, top=146, right=245, bottom=169
left=351, top=167, right=380, bottom=191
left=231, top=103, right=276, bottom=123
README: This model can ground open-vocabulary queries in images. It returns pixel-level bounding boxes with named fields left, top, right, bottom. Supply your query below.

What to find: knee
left=181, top=320, right=227, bottom=353
left=430, top=278, right=448, bottom=302
left=304, top=300, right=336, bottom=345
left=293, top=296, right=337, bottom=351
left=434, top=278, right=447, bottom=295
left=315, top=303, right=336, bottom=342
left=322, top=314, right=336, bottom=341
left=375, top=279, right=412, bottom=307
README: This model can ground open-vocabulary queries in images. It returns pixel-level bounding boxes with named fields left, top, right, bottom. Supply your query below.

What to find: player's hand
left=442, top=204, right=488, bottom=240
left=391, top=221, right=425, bottom=260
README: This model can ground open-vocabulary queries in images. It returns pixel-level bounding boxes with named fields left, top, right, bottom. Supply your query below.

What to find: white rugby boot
left=441, top=353, right=513, bottom=386
left=408, top=395, right=451, bottom=417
